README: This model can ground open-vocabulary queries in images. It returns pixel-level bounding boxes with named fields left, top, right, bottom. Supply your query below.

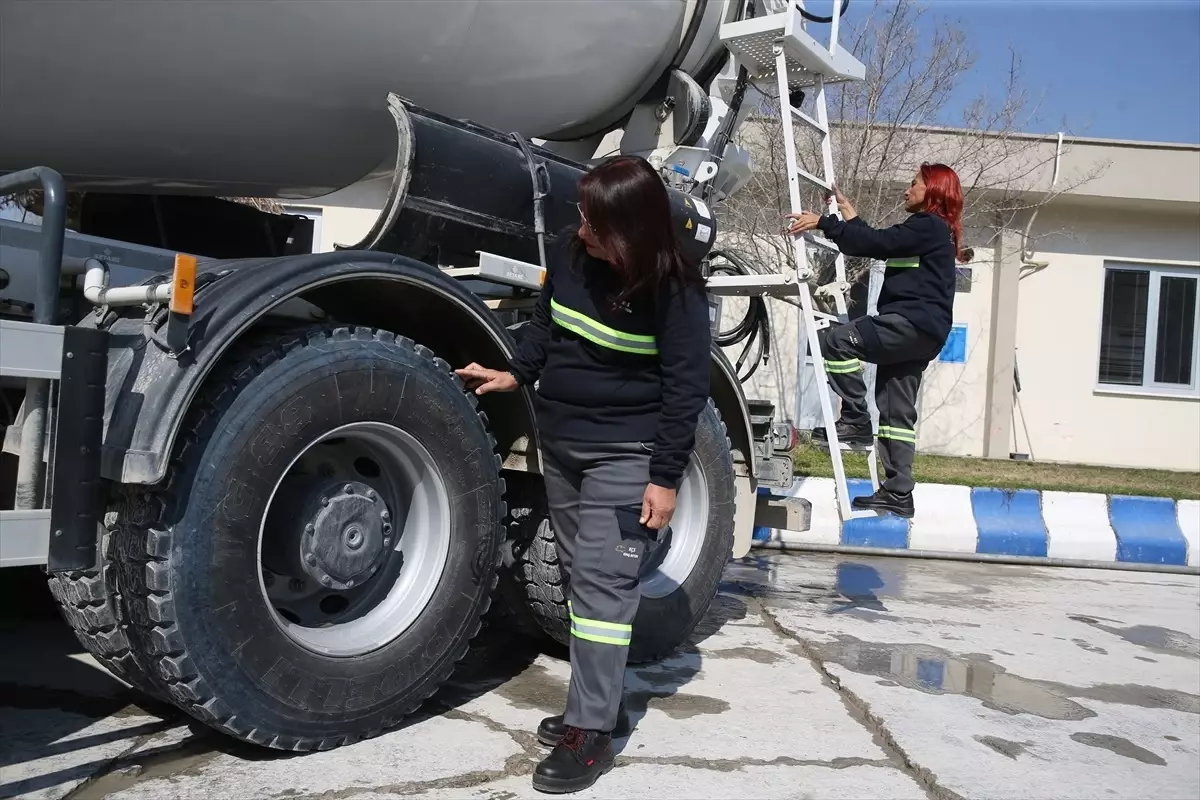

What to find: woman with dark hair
left=786, top=162, right=973, bottom=518
left=456, top=155, right=711, bottom=794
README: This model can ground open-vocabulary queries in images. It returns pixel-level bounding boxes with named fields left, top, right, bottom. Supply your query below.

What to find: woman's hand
left=784, top=211, right=822, bottom=234
left=827, top=187, right=857, bottom=220
left=640, top=483, right=677, bottom=530
left=454, top=363, right=518, bottom=395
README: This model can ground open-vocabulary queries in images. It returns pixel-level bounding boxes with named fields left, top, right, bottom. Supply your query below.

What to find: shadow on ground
left=0, top=564, right=749, bottom=795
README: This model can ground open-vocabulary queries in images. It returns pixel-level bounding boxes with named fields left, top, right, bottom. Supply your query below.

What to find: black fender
left=89, top=251, right=540, bottom=485
left=708, top=343, right=755, bottom=479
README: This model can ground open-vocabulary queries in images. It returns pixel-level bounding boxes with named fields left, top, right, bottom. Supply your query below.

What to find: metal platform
left=720, top=8, right=866, bottom=87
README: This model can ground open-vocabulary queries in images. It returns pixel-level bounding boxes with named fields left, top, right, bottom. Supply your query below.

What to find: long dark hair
left=571, top=155, right=703, bottom=307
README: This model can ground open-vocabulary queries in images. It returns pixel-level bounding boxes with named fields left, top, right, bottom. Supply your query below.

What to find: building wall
left=1013, top=204, right=1200, bottom=471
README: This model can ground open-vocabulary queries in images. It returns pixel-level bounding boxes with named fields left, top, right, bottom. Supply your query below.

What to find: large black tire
left=507, top=400, right=736, bottom=664
left=112, top=327, right=506, bottom=751
left=46, top=527, right=160, bottom=698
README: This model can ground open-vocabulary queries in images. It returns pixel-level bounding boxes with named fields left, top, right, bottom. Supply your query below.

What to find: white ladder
left=720, top=1, right=878, bottom=520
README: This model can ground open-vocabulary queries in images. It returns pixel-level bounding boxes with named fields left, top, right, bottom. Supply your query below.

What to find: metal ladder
left=720, top=1, right=878, bottom=520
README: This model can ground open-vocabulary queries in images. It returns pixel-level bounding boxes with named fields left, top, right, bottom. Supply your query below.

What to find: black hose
left=707, top=248, right=772, bottom=383
left=795, top=0, right=850, bottom=24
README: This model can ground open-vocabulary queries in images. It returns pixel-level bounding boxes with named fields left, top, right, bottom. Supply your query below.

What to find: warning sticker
left=685, top=218, right=694, bottom=230
left=695, top=223, right=712, bottom=244
left=692, top=198, right=711, bottom=220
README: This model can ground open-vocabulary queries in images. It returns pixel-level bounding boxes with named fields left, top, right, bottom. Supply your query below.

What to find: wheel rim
left=640, top=453, right=708, bottom=600
left=257, top=421, right=451, bottom=657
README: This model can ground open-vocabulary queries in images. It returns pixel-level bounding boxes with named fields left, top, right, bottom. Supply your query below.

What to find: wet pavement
left=1, top=554, right=1198, bottom=799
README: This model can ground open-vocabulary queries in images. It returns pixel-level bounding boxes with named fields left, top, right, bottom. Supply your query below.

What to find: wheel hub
left=300, top=481, right=393, bottom=590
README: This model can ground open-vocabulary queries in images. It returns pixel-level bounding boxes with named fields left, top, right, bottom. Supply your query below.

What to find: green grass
left=792, top=443, right=1200, bottom=500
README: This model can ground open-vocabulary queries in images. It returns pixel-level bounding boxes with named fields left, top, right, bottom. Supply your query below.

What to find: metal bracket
left=47, top=326, right=109, bottom=572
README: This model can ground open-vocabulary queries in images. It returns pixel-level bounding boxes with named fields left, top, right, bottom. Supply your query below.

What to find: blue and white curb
left=753, top=477, right=1200, bottom=570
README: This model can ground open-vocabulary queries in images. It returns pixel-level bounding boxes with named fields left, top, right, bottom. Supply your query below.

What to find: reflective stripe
left=878, top=425, right=917, bottom=443
left=568, top=602, right=632, bottom=646
left=886, top=257, right=920, bottom=269
left=825, top=358, right=861, bottom=374
left=550, top=299, right=658, bottom=355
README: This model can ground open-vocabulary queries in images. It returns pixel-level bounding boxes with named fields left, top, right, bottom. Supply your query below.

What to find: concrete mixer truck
left=0, top=0, right=860, bottom=751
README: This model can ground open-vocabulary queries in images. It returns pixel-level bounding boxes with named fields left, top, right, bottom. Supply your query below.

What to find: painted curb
left=753, top=477, right=1200, bottom=569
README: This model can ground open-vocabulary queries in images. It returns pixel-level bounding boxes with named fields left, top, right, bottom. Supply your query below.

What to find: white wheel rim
left=256, top=421, right=451, bottom=657
left=640, top=453, right=709, bottom=600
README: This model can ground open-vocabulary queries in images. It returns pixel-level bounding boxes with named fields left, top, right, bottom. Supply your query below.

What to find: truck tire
left=508, top=400, right=736, bottom=663
left=46, top=527, right=160, bottom=698
left=112, top=326, right=506, bottom=751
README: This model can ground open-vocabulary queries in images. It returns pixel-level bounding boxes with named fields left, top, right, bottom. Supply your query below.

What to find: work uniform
left=508, top=235, right=711, bottom=734
left=813, top=212, right=957, bottom=496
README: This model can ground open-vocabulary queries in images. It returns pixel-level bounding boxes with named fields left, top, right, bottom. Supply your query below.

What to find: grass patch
left=792, top=443, right=1200, bottom=500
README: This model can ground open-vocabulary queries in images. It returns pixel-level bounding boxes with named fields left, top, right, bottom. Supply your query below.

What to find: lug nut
left=305, top=523, right=315, bottom=534
left=382, top=523, right=392, bottom=534
left=346, top=580, right=355, bottom=588
left=344, top=483, right=355, bottom=494
left=383, top=537, right=392, bottom=547
left=366, top=490, right=377, bottom=501
left=320, top=496, right=330, bottom=507
left=380, top=510, right=391, bottom=522
left=320, top=575, right=332, bottom=587
left=305, top=553, right=317, bottom=566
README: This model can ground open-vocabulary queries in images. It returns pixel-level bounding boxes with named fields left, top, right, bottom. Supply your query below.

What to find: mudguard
left=79, top=251, right=540, bottom=485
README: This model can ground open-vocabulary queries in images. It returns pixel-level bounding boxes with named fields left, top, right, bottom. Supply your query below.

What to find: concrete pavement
left=1, top=555, right=1197, bottom=799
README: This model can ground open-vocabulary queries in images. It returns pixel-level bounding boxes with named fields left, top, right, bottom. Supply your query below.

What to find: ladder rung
left=789, top=105, right=828, bottom=134
left=796, top=168, right=831, bottom=191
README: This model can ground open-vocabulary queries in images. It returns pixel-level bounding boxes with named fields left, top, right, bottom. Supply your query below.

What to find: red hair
left=919, top=163, right=972, bottom=264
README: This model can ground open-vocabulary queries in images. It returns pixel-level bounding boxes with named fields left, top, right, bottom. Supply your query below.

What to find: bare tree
left=714, top=0, right=1107, bottom=295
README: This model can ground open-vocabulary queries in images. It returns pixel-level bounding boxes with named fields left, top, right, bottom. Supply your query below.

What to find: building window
left=1097, top=262, right=1199, bottom=396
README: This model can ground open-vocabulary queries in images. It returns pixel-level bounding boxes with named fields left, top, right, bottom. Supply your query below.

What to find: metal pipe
left=751, top=540, right=1200, bottom=576
left=83, top=258, right=172, bottom=306
left=0, top=167, right=67, bottom=509
left=13, top=380, right=49, bottom=510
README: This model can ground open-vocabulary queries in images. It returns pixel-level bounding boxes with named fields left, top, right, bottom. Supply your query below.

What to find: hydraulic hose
left=795, top=0, right=850, bottom=24
left=707, top=248, right=771, bottom=383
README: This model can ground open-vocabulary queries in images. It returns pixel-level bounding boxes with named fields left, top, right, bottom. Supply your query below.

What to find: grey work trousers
left=815, top=312, right=943, bottom=494
left=541, top=436, right=652, bottom=733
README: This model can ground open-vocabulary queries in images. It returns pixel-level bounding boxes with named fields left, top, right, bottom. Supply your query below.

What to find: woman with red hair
left=787, top=162, right=972, bottom=518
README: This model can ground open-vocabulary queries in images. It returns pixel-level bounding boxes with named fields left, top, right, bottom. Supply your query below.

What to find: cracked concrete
left=3, top=553, right=1198, bottom=799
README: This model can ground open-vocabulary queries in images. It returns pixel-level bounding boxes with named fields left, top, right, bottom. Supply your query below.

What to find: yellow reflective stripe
left=553, top=316, right=657, bottom=356
left=825, top=358, right=861, bottom=374
left=887, top=258, right=920, bottom=268
left=878, top=425, right=917, bottom=443
left=572, top=629, right=631, bottom=646
left=550, top=299, right=656, bottom=343
left=569, top=610, right=632, bottom=633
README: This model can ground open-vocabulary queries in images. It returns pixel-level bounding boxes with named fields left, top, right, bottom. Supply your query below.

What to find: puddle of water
left=975, top=735, right=1030, bottom=759
left=626, top=689, right=729, bottom=719
left=633, top=663, right=700, bottom=687
left=71, top=735, right=225, bottom=799
left=1069, top=616, right=1200, bottom=660
left=704, top=646, right=782, bottom=664
left=1070, top=732, right=1167, bottom=766
left=489, top=662, right=564, bottom=713
left=813, top=635, right=1200, bottom=720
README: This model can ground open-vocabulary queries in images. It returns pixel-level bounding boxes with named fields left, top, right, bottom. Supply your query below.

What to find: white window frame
left=1095, top=260, right=1200, bottom=400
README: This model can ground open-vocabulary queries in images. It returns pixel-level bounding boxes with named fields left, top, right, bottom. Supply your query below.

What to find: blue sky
left=836, top=0, right=1200, bottom=143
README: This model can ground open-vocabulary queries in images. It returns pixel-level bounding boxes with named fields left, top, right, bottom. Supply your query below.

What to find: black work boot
left=811, top=420, right=874, bottom=448
left=532, top=726, right=614, bottom=794
left=852, top=488, right=915, bottom=518
left=537, top=703, right=631, bottom=746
